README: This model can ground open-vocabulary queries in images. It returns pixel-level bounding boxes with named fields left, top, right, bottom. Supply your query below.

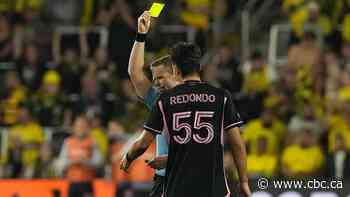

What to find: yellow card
left=149, top=3, right=165, bottom=17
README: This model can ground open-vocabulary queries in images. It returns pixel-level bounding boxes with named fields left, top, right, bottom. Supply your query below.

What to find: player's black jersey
left=144, top=80, right=242, bottom=197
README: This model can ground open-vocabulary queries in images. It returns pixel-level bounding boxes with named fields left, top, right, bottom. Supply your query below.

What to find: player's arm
left=120, top=130, right=156, bottom=172
left=223, top=91, right=251, bottom=196
left=128, top=11, right=152, bottom=98
left=227, top=127, right=250, bottom=194
left=121, top=98, right=164, bottom=172
left=146, top=130, right=168, bottom=169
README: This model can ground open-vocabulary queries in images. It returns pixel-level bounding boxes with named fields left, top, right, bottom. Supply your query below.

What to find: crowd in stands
left=242, top=0, right=350, bottom=180
left=0, top=0, right=350, bottom=194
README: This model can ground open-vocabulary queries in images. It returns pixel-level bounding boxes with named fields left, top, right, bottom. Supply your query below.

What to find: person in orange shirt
left=57, top=115, right=102, bottom=197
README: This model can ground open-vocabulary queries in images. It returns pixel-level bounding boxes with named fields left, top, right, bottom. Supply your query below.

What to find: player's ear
left=172, top=64, right=181, bottom=76
left=171, top=64, right=176, bottom=74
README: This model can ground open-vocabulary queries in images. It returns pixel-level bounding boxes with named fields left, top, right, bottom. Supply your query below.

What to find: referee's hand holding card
left=137, top=3, right=165, bottom=34
left=138, top=11, right=151, bottom=34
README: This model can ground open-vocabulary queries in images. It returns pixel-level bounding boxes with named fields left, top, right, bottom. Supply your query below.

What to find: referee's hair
left=170, top=42, right=201, bottom=77
left=150, top=55, right=173, bottom=71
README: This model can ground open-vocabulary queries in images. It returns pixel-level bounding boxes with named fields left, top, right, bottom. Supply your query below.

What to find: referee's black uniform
left=144, top=80, right=243, bottom=197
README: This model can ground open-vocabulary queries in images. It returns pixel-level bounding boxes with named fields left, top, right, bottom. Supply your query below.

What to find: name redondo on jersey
left=170, top=93, right=216, bottom=105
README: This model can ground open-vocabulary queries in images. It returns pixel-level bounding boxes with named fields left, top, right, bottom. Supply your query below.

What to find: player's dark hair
left=150, top=55, right=173, bottom=71
left=170, top=42, right=201, bottom=77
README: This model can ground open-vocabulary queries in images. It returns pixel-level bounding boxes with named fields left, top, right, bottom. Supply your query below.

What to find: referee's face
left=151, top=64, right=175, bottom=92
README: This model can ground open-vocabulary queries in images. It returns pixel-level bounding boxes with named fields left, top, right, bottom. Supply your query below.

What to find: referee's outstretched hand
left=138, top=11, right=151, bottom=34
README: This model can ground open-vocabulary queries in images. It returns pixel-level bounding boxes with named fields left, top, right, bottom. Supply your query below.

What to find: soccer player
left=121, top=40, right=251, bottom=196
left=127, top=11, right=181, bottom=197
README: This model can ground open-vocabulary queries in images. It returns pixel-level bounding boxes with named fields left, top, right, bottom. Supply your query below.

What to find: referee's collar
left=184, top=80, right=202, bottom=84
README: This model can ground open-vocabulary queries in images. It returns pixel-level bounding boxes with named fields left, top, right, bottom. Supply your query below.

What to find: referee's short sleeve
left=144, top=86, right=159, bottom=110
left=223, top=91, right=243, bottom=130
left=144, top=99, right=164, bottom=135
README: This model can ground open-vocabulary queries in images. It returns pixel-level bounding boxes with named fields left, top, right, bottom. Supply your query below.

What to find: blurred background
left=1, top=0, right=350, bottom=196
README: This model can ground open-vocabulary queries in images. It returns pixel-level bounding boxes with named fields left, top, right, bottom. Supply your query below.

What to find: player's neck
left=183, top=74, right=201, bottom=82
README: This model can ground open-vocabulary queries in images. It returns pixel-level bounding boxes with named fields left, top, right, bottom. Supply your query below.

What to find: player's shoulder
left=154, top=89, right=173, bottom=104
left=202, top=82, right=231, bottom=96
left=157, top=88, right=172, bottom=98
left=157, top=82, right=230, bottom=97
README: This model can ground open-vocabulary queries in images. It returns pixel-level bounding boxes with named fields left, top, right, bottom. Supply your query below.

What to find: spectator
left=243, top=108, right=286, bottom=154
left=57, top=115, right=102, bottom=197
left=304, top=2, right=332, bottom=37
left=95, top=8, right=111, bottom=27
left=0, top=1, right=11, bottom=13
left=44, top=0, right=84, bottom=25
left=264, top=84, right=295, bottom=123
left=247, top=136, right=278, bottom=179
left=288, top=102, right=323, bottom=137
left=234, top=50, right=270, bottom=120
left=209, top=42, right=242, bottom=94
left=342, top=14, right=350, bottom=43
left=282, top=0, right=304, bottom=16
left=32, top=70, right=68, bottom=126
left=324, top=50, right=341, bottom=103
left=337, top=68, right=350, bottom=102
left=16, top=43, right=46, bottom=92
left=242, top=50, right=270, bottom=94
left=288, top=1, right=332, bottom=40
left=288, top=31, right=322, bottom=69
left=7, top=103, right=44, bottom=178
left=58, top=48, right=82, bottom=95
left=282, top=129, right=324, bottom=178
left=88, top=112, right=108, bottom=163
left=278, top=67, right=298, bottom=96
left=39, top=142, right=54, bottom=178
left=327, top=101, right=350, bottom=153
left=91, top=47, right=116, bottom=88
left=325, top=133, right=350, bottom=179
left=14, top=5, right=50, bottom=59
left=288, top=31, right=323, bottom=98
left=180, top=0, right=211, bottom=51
left=1, top=71, right=26, bottom=125
left=0, top=14, right=13, bottom=62
left=341, top=42, right=350, bottom=66
left=321, top=0, right=348, bottom=27
left=80, top=0, right=102, bottom=27
left=108, top=0, right=137, bottom=91
left=14, top=0, right=43, bottom=14
left=71, top=71, right=117, bottom=124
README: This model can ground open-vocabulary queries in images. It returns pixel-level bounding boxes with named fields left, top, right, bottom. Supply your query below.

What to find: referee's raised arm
left=128, top=11, right=152, bottom=98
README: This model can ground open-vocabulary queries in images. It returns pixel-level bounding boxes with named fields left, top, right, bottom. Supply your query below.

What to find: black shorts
left=149, top=175, right=165, bottom=197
